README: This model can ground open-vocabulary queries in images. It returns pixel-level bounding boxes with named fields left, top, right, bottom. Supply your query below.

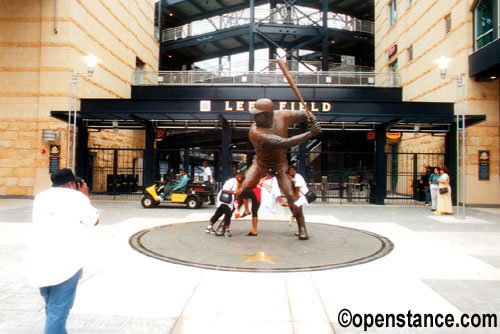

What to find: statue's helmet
left=249, top=98, right=274, bottom=114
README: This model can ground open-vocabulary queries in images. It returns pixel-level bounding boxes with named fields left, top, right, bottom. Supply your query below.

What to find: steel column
left=322, top=0, right=329, bottom=71
left=445, top=125, right=458, bottom=206
left=75, top=120, right=88, bottom=179
left=221, top=120, right=231, bottom=182
left=375, top=124, right=387, bottom=205
left=143, top=122, right=154, bottom=188
left=249, top=0, right=255, bottom=71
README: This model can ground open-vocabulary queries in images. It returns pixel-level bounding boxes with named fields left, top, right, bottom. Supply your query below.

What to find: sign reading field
left=222, top=100, right=332, bottom=112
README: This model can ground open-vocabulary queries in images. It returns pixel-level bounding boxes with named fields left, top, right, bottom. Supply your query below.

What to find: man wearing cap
left=28, top=168, right=99, bottom=334
left=239, top=98, right=321, bottom=240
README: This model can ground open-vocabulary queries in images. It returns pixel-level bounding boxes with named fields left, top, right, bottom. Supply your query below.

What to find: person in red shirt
left=239, top=168, right=285, bottom=236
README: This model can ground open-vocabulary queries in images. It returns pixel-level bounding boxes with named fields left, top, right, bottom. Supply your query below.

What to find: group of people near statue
left=202, top=97, right=320, bottom=239
left=418, top=165, right=453, bottom=214
left=204, top=165, right=309, bottom=238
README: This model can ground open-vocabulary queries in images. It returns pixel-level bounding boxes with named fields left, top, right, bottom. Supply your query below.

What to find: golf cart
left=141, top=181, right=212, bottom=209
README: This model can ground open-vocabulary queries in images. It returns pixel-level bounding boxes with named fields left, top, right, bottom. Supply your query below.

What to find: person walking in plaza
left=158, top=170, right=189, bottom=200
left=205, top=171, right=243, bottom=237
left=435, top=166, right=453, bottom=215
left=28, top=168, right=100, bottom=334
left=202, top=161, right=216, bottom=205
left=429, top=166, right=441, bottom=211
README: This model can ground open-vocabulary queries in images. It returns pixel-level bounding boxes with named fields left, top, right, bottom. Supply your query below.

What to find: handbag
left=219, top=192, right=233, bottom=204
left=439, top=187, right=448, bottom=194
left=304, top=190, right=317, bottom=203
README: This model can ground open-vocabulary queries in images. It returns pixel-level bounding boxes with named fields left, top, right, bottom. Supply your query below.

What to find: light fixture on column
left=68, top=54, right=99, bottom=172
left=435, top=55, right=466, bottom=218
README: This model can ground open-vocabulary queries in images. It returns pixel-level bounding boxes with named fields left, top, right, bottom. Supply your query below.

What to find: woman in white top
left=205, top=171, right=243, bottom=237
left=436, top=166, right=453, bottom=215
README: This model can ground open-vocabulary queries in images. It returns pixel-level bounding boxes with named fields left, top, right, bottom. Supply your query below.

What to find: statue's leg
left=240, top=162, right=265, bottom=190
left=240, top=162, right=265, bottom=235
left=276, top=164, right=308, bottom=240
left=294, top=207, right=308, bottom=240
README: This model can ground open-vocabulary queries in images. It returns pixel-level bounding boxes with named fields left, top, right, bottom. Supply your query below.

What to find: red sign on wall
left=366, top=132, right=376, bottom=141
left=386, top=44, right=397, bottom=58
left=155, top=129, right=166, bottom=140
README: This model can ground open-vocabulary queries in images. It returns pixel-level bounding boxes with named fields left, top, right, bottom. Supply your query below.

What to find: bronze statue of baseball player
left=239, top=98, right=321, bottom=240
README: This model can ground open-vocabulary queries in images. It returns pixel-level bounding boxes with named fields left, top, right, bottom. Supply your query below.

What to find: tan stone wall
left=0, top=0, right=157, bottom=196
left=375, top=0, right=500, bottom=205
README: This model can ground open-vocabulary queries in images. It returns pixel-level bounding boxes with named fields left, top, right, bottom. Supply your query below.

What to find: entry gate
left=386, top=152, right=445, bottom=203
left=87, top=148, right=144, bottom=197
left=87, top=147, right=445, bottom=205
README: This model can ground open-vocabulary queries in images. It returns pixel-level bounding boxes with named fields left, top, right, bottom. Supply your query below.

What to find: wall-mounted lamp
left=42, top=129, right=57, bottom=142
left=84, top=54, right=98, bottom=77
left=435, top=55, right=451, bottom=79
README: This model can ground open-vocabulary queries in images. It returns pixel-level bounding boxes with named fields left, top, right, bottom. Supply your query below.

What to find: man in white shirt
left=287, top=166, right=309, bottom=208
left=28, top=168, right=99, bottom=334
left=202, top=161, right=216, bottom=205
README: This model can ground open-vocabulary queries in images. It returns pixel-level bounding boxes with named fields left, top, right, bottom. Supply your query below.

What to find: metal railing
left=134, top=70, right=399, bottom=87
left=162, top=7, right=374, bottom=42
left=198, top=59, right=374, bottom=73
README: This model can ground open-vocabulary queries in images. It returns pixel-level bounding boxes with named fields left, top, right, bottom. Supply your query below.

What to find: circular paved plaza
left=129, top=220, right=393, bottom=272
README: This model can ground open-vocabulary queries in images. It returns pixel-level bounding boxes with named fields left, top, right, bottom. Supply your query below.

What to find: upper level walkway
left=159, top=1, right=374, bottom=69
left=162, top=7, right=373, bottom=43
left=134, top=69, right=398, bottom=87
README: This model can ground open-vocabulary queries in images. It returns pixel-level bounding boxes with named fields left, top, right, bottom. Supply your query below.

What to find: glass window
left=444, top=13, right=451, bottom=34
left=389, top=0, right=397, bottom=26
left=407, top=45, right=413, bottom=62
left=474, top=0, right=494, bottom=49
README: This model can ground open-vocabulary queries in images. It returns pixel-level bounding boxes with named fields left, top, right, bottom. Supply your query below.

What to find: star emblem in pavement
left=236, top=251, right=281, bottom=264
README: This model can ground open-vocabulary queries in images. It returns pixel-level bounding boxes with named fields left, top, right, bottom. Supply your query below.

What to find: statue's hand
left=310, top=123, right=321, bottom=136
left=308, top=114, right=318, bottom=125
